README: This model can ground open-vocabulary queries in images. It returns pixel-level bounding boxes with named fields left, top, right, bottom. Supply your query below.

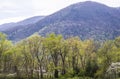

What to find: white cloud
left=0, top=16, right=32, bottom=25
left=92, top=0, right=120, bottom=7
left=0, top=1, right=16, bottom=9
left=32, top=0, right=120, bottom=16
left=0, top=0, right=34, bottom=20
left=32, top=0, right=87, bottom=15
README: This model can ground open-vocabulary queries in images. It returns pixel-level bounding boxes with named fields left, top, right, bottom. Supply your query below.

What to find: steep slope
left=38, top=1, right=120, bottom=40
left=1, top=1, right=120, bottom=41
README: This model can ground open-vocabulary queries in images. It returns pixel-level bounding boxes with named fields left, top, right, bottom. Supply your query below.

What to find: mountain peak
left=71, top=1, right=110, bottom=9
left=1, top=1, right=120, bottom=41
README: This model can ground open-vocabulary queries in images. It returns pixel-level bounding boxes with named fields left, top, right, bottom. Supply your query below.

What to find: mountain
left=0, top=16, right=45, bottom=32
left=38, top=1, right=120, bottom=40
left=1, top=1, right=120, bottom=41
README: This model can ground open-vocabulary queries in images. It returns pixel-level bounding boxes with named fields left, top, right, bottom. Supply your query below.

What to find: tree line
left=0, top=32, right=120, bottom=79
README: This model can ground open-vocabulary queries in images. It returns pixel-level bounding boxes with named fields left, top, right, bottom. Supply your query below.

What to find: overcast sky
left=0, top=0, right=120, bottom=24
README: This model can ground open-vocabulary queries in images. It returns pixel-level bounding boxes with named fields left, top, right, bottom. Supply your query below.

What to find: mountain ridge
left=0, top=1, right=120, bottom=41
left=0, top=16, right=45, bottom=31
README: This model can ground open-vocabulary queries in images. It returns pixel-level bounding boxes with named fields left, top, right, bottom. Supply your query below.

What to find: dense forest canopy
left=0, top=32, right=120, bottom=79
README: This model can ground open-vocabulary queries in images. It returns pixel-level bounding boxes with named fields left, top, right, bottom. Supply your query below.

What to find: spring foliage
left=0, top=32, right=120, bottom=79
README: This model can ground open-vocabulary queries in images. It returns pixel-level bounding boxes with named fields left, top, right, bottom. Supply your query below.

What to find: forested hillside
left=0, top=1, right=120, bottom=41
left=0, top=32, right=120, bottom=79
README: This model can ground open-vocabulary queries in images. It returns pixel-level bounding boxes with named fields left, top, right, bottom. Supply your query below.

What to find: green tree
left=97, top=41, right=115, bottom=78
left=0, top=32, right=12, bottom=73
left=45, top=33, right=63, bottom=78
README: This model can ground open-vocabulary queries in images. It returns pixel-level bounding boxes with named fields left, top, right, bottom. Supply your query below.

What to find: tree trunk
left=30, top=69, right=33, bottom=78
left=61, top=68, right=66, bottom=75
left=3, top=61, right=7, bottom=72
left=54, top=69, right=58, bottom=78
left=61, top=60, right=66, bottom=75
left=40, top=65, right=43, bottom=79
left=72, top=56, right=75, bottom=70
left=80, top=56, right=85, bottom=70
left=25, top=65, right=29, bottom=78
left=37, top=67, right=40, bottom=79
left=30, top=61, right=34, bottom=78
left=14, top=66, right=19, bottom=78
left=54, top=61, right=59, bottom=78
